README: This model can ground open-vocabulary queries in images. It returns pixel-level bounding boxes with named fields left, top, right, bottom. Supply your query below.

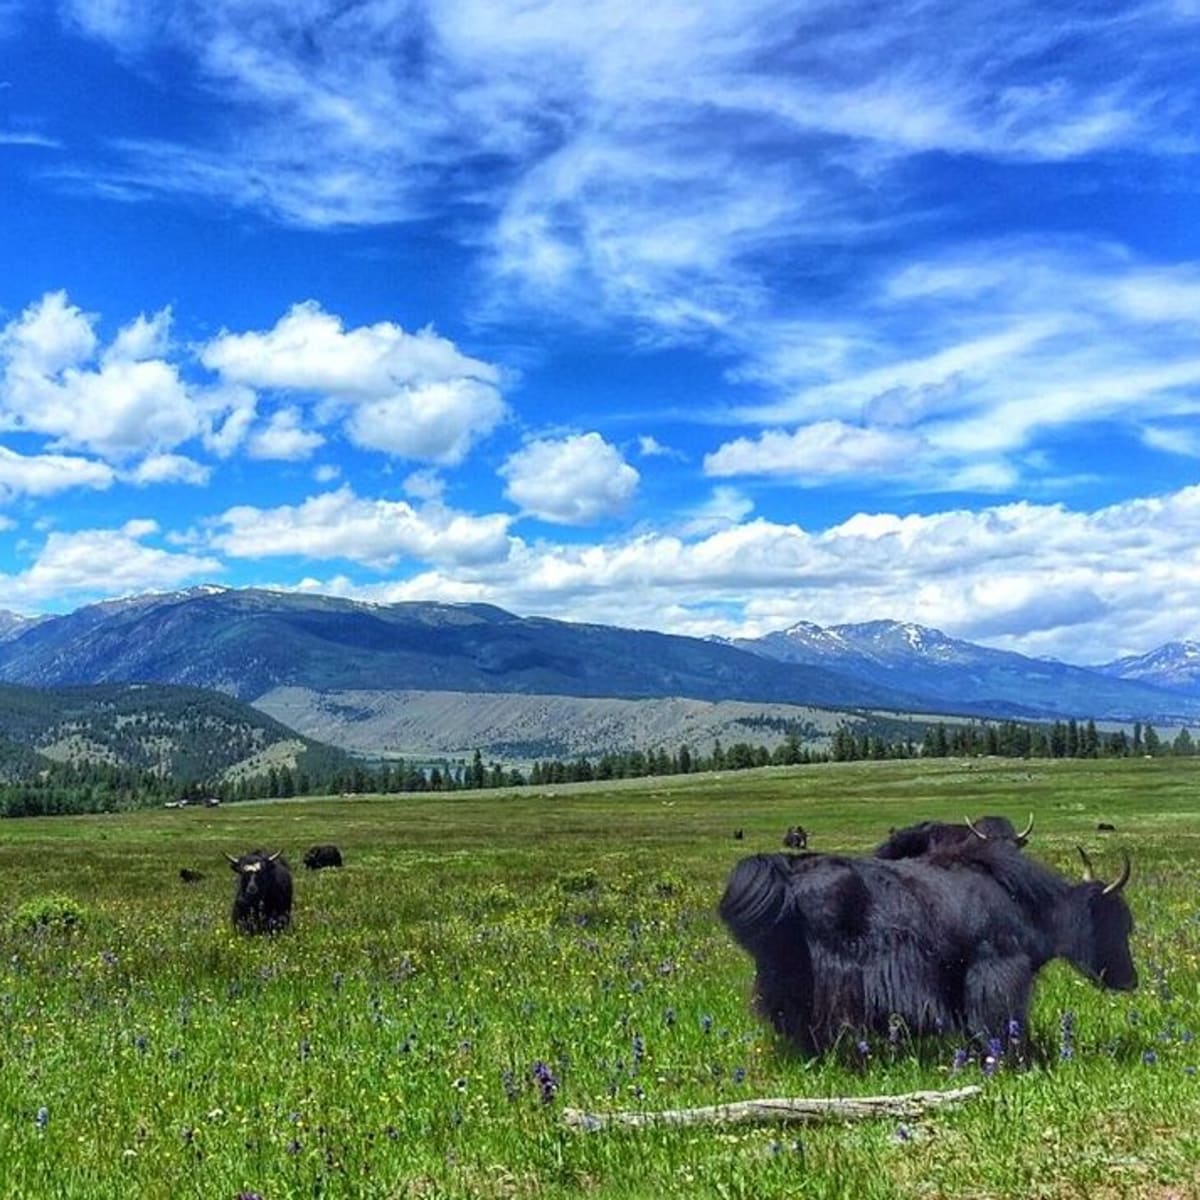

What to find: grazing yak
left=874, top=813, right=1034, bottom=860
left=782, top=825, right=808, bottom=849
left=719, top=838, right=1134, bottom=1056
left=179, top=867, right=205, bottom=884
left=227, top=849, right=293, bottom=935
left=303, top=844, right=344, bottom=870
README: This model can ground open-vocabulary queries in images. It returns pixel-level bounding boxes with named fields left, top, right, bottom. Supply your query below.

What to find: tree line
left=0, top=716, right=1194, bottom=816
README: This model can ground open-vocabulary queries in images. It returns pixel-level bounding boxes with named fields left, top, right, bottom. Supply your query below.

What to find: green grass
left=0, top=756, right=1197, bottom=1198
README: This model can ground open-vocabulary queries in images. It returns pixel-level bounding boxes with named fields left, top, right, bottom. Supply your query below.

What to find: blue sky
left=2, top=1, right=1200, bottom=663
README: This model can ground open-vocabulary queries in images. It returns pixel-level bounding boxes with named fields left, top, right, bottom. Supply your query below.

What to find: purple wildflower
left=1142, top=1049, right=1158, bottom=1066
left=893, top=1124, right=913, bottom=1143
left=950, top=1047, right=970, bottom=1074
left=531, top=1060, right=559, bottom=1105
left=35, top=1106, right=48, bottom=1130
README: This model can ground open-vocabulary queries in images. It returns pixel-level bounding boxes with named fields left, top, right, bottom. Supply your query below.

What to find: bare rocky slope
left=253, top=686, right=861, bottom=762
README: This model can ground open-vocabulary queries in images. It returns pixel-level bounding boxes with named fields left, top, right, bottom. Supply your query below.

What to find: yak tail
left=718, top=853, right=796, bottom=955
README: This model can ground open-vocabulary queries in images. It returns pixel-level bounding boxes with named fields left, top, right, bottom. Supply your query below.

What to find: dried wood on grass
left=563, top=1084, right=983, bottom=1131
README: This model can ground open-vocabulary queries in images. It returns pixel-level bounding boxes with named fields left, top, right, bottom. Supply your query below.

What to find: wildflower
left=856, top=1039, right=871, bottom=1060
left=298, top=1039, right=311, bottom=1061
left=501, top=1069, right=519, bottom=1102
left=893, top=1124, right=913, bottom=1143
left=34, top=1106, right=48, bottom=1130
left=632, top=1033, right=645, bottom=1064
left=332, top=972, right=344, bottom=991
left=700, top=1014, right=713, bottom=1035
left=732, top=1066, right=746, bottom=1084
left=286, top=1138, right=301, bottom=1155
left=663, top=1008, right=676, bottom=1027
left=982, top=1036, right=1003, bottom=1077
left=1142, top=1049, right=1158, bottom=1066
left=133, top=1033, right=148, bottom=1054
left=950, top=1047, right=970, bottom=1074
left=531, top=1060, right=559, bottom=1105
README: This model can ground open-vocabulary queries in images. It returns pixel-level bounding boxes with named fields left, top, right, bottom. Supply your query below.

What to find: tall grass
left=0, top=756, right=1196, bottom=1198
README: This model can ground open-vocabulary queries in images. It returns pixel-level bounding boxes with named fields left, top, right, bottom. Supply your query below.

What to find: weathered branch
left=562, top=1084, right=983, bottom=1131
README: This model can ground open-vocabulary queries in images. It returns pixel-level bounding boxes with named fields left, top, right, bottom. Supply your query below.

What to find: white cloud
left=284, top=484, right=1200, bottom=664
left=206, top=485, right=513, bottom=568
left=0, top=444, right=114, bottom=498
left=705, top=420, right=926, bottom=482
left=121, top=453, right=211, bottom=486
left=3, top=520, right=222, bottom=607
left=246, top=406, right=325, bottom=461
left=1142, top=424, right=1200, bottom=457
left=202, top=301, right=506, bottom=465
left=501, top=432, right=639, bottom=525
left=0, top=292, right=216, bottom=462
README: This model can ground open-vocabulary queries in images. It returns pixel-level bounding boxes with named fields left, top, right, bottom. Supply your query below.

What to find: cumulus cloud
left=0, top=444, right=114, bottom=498
left=0, top=292, right=220, bottom=462
left=245, top=406, right=325, bottom=461
left=121, top=453, right=211, bottom=486
left=3, top=519, right=222, bottom=607
left=206, top=486, right=513, bottom=568
left=286, top=483, right=1200, bottom=664
left=500, top=432, right=639, bottom=525
left=201, top=301, right=506, bottom=465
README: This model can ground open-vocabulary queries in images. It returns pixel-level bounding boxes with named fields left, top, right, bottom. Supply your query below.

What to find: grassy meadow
left=0, top=756, right=1198, bottom=1199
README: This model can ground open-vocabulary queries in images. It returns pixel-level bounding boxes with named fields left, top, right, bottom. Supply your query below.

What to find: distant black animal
left=303, top=844, right=344, bottom=870
left=719, top=839, right=1134, bottom=1056
left=782, top=825, right=808, bottom=849
left=874, top=813, right=1033, bottom=860
left=179, top=867, right=205, bottom=884
left=1097, top=822, right=1116, bottom=832
left=227, top=849, right=293, bottom=935
left=733, top=829, right=744, bottom=840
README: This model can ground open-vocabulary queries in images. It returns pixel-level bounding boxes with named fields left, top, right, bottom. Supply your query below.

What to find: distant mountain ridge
left=0, top=588, right=1195, bottom=725
left=725, top=618, right=1200, bottom=722
left=0, top=588, right=924, bottom=712
left=1096, top=641, right=1200, bottom=695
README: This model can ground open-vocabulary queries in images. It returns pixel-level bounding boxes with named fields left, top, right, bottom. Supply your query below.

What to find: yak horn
left=1017, top=813, right=1034, bottom=843
left=225, top=853, right=240, bottom=866
left=267, top=850, right=282, bottom=863
left=964, top=815, right=987, bottom=840
left=1076, top=845, right=1095, bottom=882
left=1102, top=849, right=1131, bottom=896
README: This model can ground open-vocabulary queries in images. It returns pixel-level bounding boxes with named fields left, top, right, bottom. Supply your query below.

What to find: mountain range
left=0, top=589, right=1194, bottom=756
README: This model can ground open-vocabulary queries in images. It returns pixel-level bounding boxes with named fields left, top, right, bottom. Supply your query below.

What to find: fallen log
left=563, top=1084, right=983, bottom=1131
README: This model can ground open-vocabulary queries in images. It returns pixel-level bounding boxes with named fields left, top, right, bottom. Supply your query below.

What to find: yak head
left=1058, top=847, right=1137, bottom=991
left=963, top=812, right=1035, bottom=847
left=227, top=849, right=283, bottom=899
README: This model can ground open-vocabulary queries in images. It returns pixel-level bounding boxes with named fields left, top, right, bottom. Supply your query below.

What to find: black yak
left=179, top=867, right=205, bottom=884
left=782, top=825, right=808, bottom=849
left=1097, top=822, right=1116, bottom=832
left=227, top=849, right=293, bottom=935
left=719, top=839, right=1134, bottom=1056
left=874, top=813, right=1033, bottom=860
left=303, top=844, right=344, bottom=870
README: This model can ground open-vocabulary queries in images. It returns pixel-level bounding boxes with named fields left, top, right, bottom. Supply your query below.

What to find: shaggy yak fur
left=227, top=849, right=293, bottom=935
left=873, top=813, right=1033, bottom=860
left=303, top=844, right=344, bottom=870
left=719, top=839, right=1135, bottom=1056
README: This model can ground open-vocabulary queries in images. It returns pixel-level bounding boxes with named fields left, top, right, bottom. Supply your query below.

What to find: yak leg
left=963, top=953, right=1033, bottom=1041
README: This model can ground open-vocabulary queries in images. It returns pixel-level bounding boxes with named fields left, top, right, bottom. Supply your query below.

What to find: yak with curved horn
left=719, top=838, right=1135, bottom=1056
left=227, top=849, right=293, bottom=935
left=874, top=813, right=1032, bottom=860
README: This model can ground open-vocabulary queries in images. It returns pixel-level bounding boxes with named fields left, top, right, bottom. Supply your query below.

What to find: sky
left=2, top=1, right=1200, bottom=665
